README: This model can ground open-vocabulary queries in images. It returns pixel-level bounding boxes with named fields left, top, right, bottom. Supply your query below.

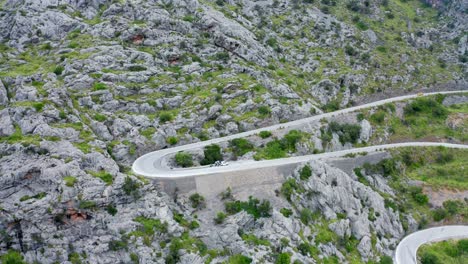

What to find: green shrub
left=109, top=238, right=128, bottom=251
left=79, top=200, right=97, bottom=210
left=175, top=152, right=193, bottom=167
left=280, top=208, right=293, bottom=217
left=159, top=112, right=173, bottom=123
left=230, top=138, right=254, bottom=157
left=404, top=98, right=448, bottom=119
left=189, top=193, right=206, bottom=209
left=281, top=178, right=299, bottom=201
left=299, top=208, right=313, bottom=224
left=20, top=192, right=46, bottom=202
left=443, top=200, right=463, bottom=216
left=53, top=65, right=64, bottom=75
left=94, top=113, right=106, bottom=122
left=89, top=170, right=114, bottom=185
left=134, top=216, right=168, bottom=235
left=107, top=204, right=118, bottom=216
left=33, top=102, right=45, bottom=112
left=378, top=256, right=393, bottom=264
left=130, top=253, right=139, bottom=264
left=224, top=196, right=271, bottom=219
left=275, top=252, right=291, bottom=264
left=1, top=250, right=26, bottom=264
left=167, top=136, right=178, bottom=145
left=201, top=144, right=222, bottom=165
left=214, top=212, right=226, bottom=224
left=259, top=131, right=272, bottom=138
left=299, top=165, right=312, bottom=180
left=93, top=82, right=107, bottom=91
left=328, top=122, right=361, bottom=144
left=420, top=251, right=439, bottom=264
left=227, top=254, right=252, bottom=264
left=281, top=130, right=302, bottom=152
left=128, top=65, right=147, bottom=72
left=432, top=208, right=447, bottom=221
left=241, top=233, right=271, bottom=246
left=122, top=177, right=140, bottom=197
left=258, top=105, right=271, bottom=116
left=64, top=176, right=77, bottom=187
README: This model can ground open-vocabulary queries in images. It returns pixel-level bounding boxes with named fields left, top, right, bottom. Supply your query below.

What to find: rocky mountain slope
left=0, top=0, right=467, bottom=263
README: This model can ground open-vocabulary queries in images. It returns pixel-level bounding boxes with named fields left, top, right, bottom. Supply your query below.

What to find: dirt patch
left=423, top=186, right=468, bottom=207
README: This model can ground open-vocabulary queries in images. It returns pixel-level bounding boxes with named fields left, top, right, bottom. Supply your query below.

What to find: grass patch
left=88, top=170, right=114, bottom=185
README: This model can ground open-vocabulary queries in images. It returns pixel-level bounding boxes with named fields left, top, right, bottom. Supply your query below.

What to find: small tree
left=175, top=152, right=193, bottom=167
left=122, top=177, right=140, bottom=197
left=201, top=144, right=222, bottom=165
left=299, top=165, right=312, bottom=180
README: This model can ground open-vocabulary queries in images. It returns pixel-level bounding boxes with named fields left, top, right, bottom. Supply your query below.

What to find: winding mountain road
left=132, top=90, right=467, bottom=264
left=394, top=225, right=468, bottom=264
left=132, top=90, right=467, bottom=178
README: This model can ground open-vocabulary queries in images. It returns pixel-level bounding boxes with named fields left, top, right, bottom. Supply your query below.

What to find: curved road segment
left=133, top=90, right=467, bottom=178
left=133, top=90, right=468, bottom=263
left=394, top=225, right=468, bottom=264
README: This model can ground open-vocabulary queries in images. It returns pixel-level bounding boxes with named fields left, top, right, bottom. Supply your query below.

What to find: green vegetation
left=20, top=192, right=46, bottom=202
left=241, top=233, right=271, bottom=246
left=165, top=232, right=207, bottom=264
left=299, top=165, right=312, bottom=180
left=88, top=170, right=114, bottom=185
left=326, top=121, right=361, bottom=144
left=79, top=200, right=97, bottom=210
left=189, top=193, right=206, bottom=209
left=418, top=239, right=467, bottom=264
left=229, top=138, right=254, bottom=157
left=174, top=151, right=193, bottom=167
left=201, top=144, right=222, bottom=165
left=107, top=204, right=118, bottom=216
left=214, top=211, right=226, bottom=224
left=280, top=208, right=293, bottom=217
left=275, top=252, right=291, bottom=264
left=122, top=176, right=140, bottom=197
left=0, top=250, right=26, bottom=264
left=224, top=196, right=272, bottom=219
left=367, top=98, right=467, bottom=142
left=254, top=130, right=304, bottom=160
left=159, top=112, right=173, bottom=123
left=63, top=176, right=77, bottom=187
left=259, top=131, right=272, bottom=139
left=227, top=254, right=252, bottom=264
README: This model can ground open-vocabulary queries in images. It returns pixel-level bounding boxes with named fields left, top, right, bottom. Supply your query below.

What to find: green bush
left=64, top=176, right=77, bottom=187
left=175, top=152, right=193, bottom=167
left=201, top=144, right=222, bottom=165
left=128, top=65, right=147, bottom=72
left=404, top=98, right=448, bottom=119
left=33, top=102, right=45, bottom=112
left=281, top=178, right=299, bottom=201
left=122, top=177, right=140, bottom=197
left=328, top=122, right=361, bottom=144
left=107, top=204, right=118, bottom=216
left=299, top=208, right=313, bottom=224
left=94, top=113, right=107, bottom=122
left=299, top=165, right=312, bottom=180
left=420, top=251, right=439, bottom=264
left=53, top=65, right=64, bottom=75
left=1, top=250, right=26, bottom=264
left=281, top=130, right=302, bottom=152
left=159, top=112, right=173, bottom=123
left=214, top=212, right=226, bottom=224
left=230, top=138, right=254, bottom=157
left=93, top=82, right=107, bottom=91
left=259, top=131, right=272, bottom=138
left=167, top=136, right=178, bottom=145
left=109, top=238, right=128, bottom=251
left=189, top=193, right=206, bottom=209
left=378, top=256, right=393, bottom=264
left=275, top=252, right=291, bottom=264
left=227, top=255, right=252, bottom=264
left=443, top=200, right=463, bottom=216
left=258, top=105, right=271, bottom=116
left=280, top=208, right=293, bottom=218
left=89, top=170, right=114, bottom=185
left=224, top=196, right=271, bottom=219
left=432, top=208, right=447, bottom=221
